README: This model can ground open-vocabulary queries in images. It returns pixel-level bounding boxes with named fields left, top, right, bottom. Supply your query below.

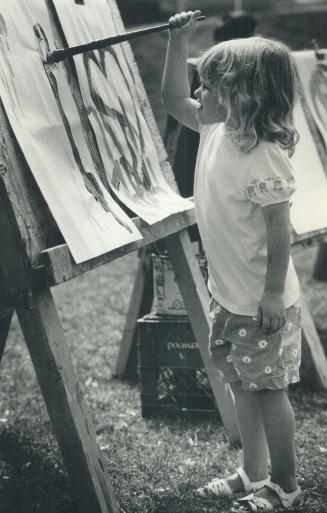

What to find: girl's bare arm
left=258, top=201, right=291, bottom=334
left=161, top=11, right=200, bottom=132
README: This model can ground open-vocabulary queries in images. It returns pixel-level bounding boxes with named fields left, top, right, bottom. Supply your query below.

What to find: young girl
left=162, top=10, right=303, bottom=513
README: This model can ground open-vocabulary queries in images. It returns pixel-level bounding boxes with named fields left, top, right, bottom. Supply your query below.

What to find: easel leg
left=301, top=293, right=327, bottom=389
left=164, top=229, right=240, bottom=445
left=115, top=248, right=153, bottom=379
left=0, top=309, right=13, bottom=364
left=15, top=271, right=119, bottom=513
left=313, top=242, right=327, bottom=281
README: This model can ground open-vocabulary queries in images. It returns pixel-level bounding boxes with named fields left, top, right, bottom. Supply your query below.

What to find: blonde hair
left=197, top=36, right=299, bottom=155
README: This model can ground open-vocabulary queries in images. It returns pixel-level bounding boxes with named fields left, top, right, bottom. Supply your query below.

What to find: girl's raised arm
left=161, top=11, right=201, bottom=132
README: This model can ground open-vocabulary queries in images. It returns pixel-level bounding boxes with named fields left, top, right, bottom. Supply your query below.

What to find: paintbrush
left=45, top=15, right=205, bottom=64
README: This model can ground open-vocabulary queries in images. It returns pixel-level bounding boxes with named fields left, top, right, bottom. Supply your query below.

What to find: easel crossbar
left=291, top=230, right=327, bottom=252
left=41, top=208, right=196, bottom=287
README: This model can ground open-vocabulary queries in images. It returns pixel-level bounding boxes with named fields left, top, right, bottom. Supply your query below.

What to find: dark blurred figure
left=214, top=14, right=257, bottom=42
left=117, top=0, right=162, bottom=26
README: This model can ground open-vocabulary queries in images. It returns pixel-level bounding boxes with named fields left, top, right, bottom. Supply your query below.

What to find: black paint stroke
left=34, top=22, right=111, bottom=212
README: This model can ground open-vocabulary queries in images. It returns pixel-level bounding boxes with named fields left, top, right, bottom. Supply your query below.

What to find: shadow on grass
left=151, top=492, right=231, bottom=513
left=0, top=428, right=77, bottom=513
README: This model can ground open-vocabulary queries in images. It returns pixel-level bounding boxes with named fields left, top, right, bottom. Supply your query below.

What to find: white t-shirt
left=194, top=123, right=300, bottom=316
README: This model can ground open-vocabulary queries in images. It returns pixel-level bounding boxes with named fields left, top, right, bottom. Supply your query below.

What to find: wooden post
left=165, top=230, right=240, bottom=445
left=15, top=268, right=119, bottom=513
left=301, top=293, right=327, bottom=389
left=1, top=155, right=120, bottom=510
left=0, top=167, right=31, bottom=308
left=313, top=243, right=327, bottom=281
left=0, top=309, right=13, bottom=364
left=115, top=248, right=153, bottom=379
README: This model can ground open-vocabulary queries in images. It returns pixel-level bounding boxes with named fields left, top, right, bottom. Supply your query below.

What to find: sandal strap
left=250, top=477, right=271, bottom=493
left=265, top=481, right=302, bottom=508
left=197, top=477, right=233, bottom=497
left=236, top=467, right=270, bottom=494
left=236, top=467, right=252, bottom=494
left=236, top=493, right=275, bottom=512
left=209, top=477, right=233, bottom=496
left=232, top=482, right=302, bottom=512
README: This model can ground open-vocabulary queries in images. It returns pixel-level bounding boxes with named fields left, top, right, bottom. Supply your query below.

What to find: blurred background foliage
left=119, top=0, right=327, bottom=137
left=116, top=0, right=327, bottom=25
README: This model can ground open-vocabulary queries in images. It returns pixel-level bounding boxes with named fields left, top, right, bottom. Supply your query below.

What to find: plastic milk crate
left=137, top=313, right=220, bottom=419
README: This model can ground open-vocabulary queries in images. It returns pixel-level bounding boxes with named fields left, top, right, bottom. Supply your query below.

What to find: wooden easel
left=289, top=60, right=327, bottom=388
left=0, top=2, right=239, bottom=513
left=303, top=44, right=327, bottom=285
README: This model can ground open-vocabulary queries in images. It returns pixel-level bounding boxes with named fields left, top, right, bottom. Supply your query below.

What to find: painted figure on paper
left=83, top=47, right=154, bottom=197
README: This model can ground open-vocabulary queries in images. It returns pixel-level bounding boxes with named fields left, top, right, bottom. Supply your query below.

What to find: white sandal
left=231, top=480, right=302, bottom=512
left=196, top=466, right=270, bottom=498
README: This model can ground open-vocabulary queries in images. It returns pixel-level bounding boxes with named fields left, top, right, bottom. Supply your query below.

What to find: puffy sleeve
left=246, top=144, right=296, bottom=207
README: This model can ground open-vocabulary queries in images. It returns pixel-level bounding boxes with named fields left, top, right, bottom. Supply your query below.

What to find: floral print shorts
left=208, top=297, right=302, bottom=391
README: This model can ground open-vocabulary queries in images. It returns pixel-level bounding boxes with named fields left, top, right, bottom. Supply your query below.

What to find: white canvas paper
left=294, top=50, right=327, bottom=149
left=0, top=1, right=141, bottom=264
left=291, top=100, right=327, bottom=234
left=51, top=0, right=193, bottom=224
left=290, top=51, right=327, bottom=235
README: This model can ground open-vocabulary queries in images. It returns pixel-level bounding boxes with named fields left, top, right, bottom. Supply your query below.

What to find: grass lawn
left=0, top=248, right=327, bottom=513
left=1, top=8, right=327, bottom=513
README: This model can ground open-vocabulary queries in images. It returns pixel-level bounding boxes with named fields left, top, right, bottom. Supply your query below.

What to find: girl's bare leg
left=227, top=381, right=269, bottom=491
left=253, top=388, right=297, bottom=492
